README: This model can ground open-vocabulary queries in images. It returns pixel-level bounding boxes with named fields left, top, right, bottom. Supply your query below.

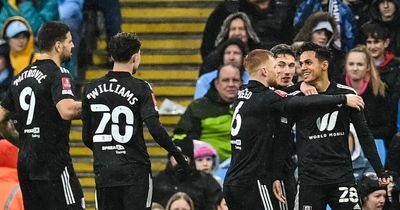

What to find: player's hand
left=345, top=94, right=364, bottom=110
left=300, top=82, right=318, bottom=96
left=272, top=180, right=286, bottom=203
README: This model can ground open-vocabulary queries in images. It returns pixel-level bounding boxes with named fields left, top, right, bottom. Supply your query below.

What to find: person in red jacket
left=0, top=140, right=24, bottom=210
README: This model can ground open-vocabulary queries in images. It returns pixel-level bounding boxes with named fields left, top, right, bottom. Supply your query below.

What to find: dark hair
left=361, top=23, right=390, bottom=40
left=108, top=32, right=141, bottom=62
left=296, top=42, right=332, bottom=64
left=38, top=21, right=70, bottom=52
left=358, top=172, right=386, bottom=203
left=271, top=44, right=295, bottom=58
left=216, top=63, right=241, bottom=80
left=218, top=38, right=248, bottom=62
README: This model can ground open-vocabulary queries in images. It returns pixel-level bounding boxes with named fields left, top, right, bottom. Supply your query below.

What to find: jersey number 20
left=90, top=104, right=134, bottom=143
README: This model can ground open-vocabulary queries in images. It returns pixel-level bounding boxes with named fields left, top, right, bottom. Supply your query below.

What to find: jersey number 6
left=90, top=104, right=134, bottom=143
left=231, top=101, right=244, bottom=136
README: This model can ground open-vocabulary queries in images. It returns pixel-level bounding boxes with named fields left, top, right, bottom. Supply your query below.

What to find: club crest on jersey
left=61, top=77, right=73, bottom=95
left=274, top=89, right=288, bottom=97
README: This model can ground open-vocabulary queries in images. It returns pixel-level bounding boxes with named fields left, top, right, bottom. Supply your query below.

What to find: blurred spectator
left=58, top=0, right=84, bottom=79
left=343, top=45, right=396, bottom=147
left=367, top=0, right=400, bottom=56
left=0, top=44, right=13, bottom=100
left=0, top=0, right=59, bottom=36
left=293, top=0, right=355, bottom=52
left=165, top=192, right=194, bottom=210
left=1, top=17, right=40, bottom=76
left=173, top=65, right=242, bottom=161
left=362, top=23, right=400, bottom=141
left=196, top=38, right=248, bottom=99
left=216, top=193, right=228, bottom=210
left=193, top=140, right=224, bottom=185
left=358, top=172, right=387, bottom=210
left=294, top=11, right=345, bottom=82
left=348, top=123, right=375, bottom=180
left=201, top=0, right=294, bottom=60
left=342, top=0, right=372, bottom=42
left=153, top=139, right=222, bottom=210
left=0, top=140, right=24, bottom=210
left=386, top=133, right=400, bottom=209
left=200, top=12, right=257, bottom=76
left=151, top=202, right=165, bottom=210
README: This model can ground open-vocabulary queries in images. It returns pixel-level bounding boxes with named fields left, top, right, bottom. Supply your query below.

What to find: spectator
left=153, top=139, right=222, bottom=210
left=1, top=16, right=40, bottom=76
left=193, top=140, right=219, bottom=174
left=0, top=45, right=13, bottom=100
left=0, top=0, right=59, bottom=36
left=0, top=140, right=24, bottom=210
left=386, top=133, right=400, bottom=209
left=196, top=38, right=248, bottom=99
left=343, top=44, right=396, bottom=147
left=367, top=0, right=400, bottom=56
left=293, top=11, right=346, bottom=82
left=173, top=64, right=242, bottom=161
left=58, top=0, right=84, bottom=79
left=342, top=0, right=372, bottom=43
left=201, top=0, right=294, bottom=60
left=358, top=172, right=387, bottom=210
left=151, top=202, right=165, bottom=210
left=165, top=192, right=194, bottom=210
left=199, top=12, right=258, bottom=76
left=362, top=23, right=400, bottom=140
left=216, top=193, right=228, bottom=210
left=293, top=0, right=355, bottom=52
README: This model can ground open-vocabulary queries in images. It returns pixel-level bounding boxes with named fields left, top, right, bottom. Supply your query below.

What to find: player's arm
left=0, top=106, right=19, bottom=147
left=351, top=109, right=390, bottom=184
left=81, top=97, right=93, bottom=150
left=56, top=99, right=82, bottom=120
left=145, top=116, right=190, bottom=169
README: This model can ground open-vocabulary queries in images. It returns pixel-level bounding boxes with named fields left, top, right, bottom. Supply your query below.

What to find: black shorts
left=96, top=173, right=152, bottom=210
left=223, top=180, right=280, bottom=210
left=19, top=166, right=84, bottom=210
left=297, top=182, right=361, bottom=210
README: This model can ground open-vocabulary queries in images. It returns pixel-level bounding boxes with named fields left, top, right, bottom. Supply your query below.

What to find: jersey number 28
left=91, top=104, right=134, bottom=143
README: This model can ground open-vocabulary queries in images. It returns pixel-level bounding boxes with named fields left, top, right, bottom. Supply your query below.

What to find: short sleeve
left=140, top=82, right=159, bottom=120
left=51, top=71, right=75, bottom=105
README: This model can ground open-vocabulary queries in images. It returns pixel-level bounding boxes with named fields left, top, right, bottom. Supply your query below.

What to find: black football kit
left=1, top=59, right=84, bottom=210
left=223, top=80, right=348, bottom=210
left=287, top=82, right=385, bottom=210
left=82, top=71, right=188, bottom=210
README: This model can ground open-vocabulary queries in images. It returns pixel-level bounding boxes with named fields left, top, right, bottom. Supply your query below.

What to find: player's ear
left=321, top=60, right=329, bottom=71
left=55, top=41, right=62, bottom=53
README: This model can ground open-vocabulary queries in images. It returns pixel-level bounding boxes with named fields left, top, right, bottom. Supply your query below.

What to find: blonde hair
left=244, top=49, right=274, bottom=75
left=165, top=192, right=194, bottom=210
left=346, top=45, right=386, bottom=96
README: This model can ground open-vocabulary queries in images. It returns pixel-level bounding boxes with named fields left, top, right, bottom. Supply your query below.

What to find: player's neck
left=39, top=53, right=61, bottom=66
left=314, top=78, right=330, bottom=92
left=249, top=76, right=268, bottom=87
left=113, top=62, right=133, bottom=74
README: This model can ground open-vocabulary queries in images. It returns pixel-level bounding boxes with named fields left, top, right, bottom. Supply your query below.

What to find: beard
left=60, top=52, right=71, bottom=63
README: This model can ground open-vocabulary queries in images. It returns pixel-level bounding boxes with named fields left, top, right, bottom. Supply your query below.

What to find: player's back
left=82, top=71, right=158, bottom=187
left=5, top=59, right=76, bottom=180
left=224, top=80, right=283, bottom=186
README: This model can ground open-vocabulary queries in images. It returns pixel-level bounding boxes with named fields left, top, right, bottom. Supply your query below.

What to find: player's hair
left=38, top=21, right=70, bottom=52
left=296, top=42, right=332, bottom=64
left=108, top=32, right=141, bottom=62
left=346, top=45, right=386, bottom=96
left=270, top=44, right=295, bottom=58
left=216, top=63, right=241, bottom=80
left=243, top=49, right=274, bottom=75
left=165, top=192, right=194, bottom=210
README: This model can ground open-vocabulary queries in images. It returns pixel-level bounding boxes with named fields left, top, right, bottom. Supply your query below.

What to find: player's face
left=346, top=52, right=369, bottom=81
left=366, top=37, right=389, bottom=60
left=274, top=53, right=295, bottom=87
left=60, top=32, right=74, bottom=63
left=299, top=51, right=324, bottom=84
left=379, top=0, right=396, bottom=21
left=170, top=198, right=192, bottom=210
left=195, top=156, right=213, bottom=173
left=264, top=59, right=277, bottom=87
left=8, top=33, right=28, bottom=52
left=214, top=65, right=242, bottom=103
left=223, top=44, right=243, bottom=67
left=363, top=190, right=386, bottom=210
left=229, top=18, right=248, bottom=45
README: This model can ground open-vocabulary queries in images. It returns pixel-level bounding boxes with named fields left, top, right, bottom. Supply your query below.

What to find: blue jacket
left=293, top=0, right=355, bottom=52
left=0, top=0, right=59, bottom=36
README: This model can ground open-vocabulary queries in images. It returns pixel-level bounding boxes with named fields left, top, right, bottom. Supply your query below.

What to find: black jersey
left=224, top=81, right=347, bottom=187
left=82, top=71, right=161, bottom=187
left=289, top=82, right=384, bottom=185
left=1, top=59, right=76, bottom=180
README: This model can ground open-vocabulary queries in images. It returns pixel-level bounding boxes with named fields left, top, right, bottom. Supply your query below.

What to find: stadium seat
left=374, top=139, right=386, bottom=165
